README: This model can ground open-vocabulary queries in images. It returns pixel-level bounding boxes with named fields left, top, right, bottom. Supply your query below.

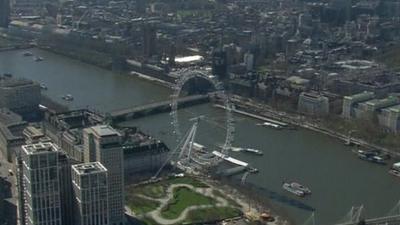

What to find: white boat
left=190, top=142, right=207, bottom=153
left=282, top=182, right=305, bottom=197
left=257, top=122, right=282, bottom=129
left=217, top=144, right=242, bottom=152
left=217, top=145, right=262, bottom=155
left=230, top=147, right=243, bottom=152
left=62, top=94, right=74, bottom=101
left=389, top=169, right=400, bottom=178
left=23, top=51, right=33, bottom=56
left=242, top=148, right=263, bottom=155
left=40, top=83, right=47, bottom=90
left=34, top=56, right=44, bottom=62
left=290, top=182, right=311, bottom=194
left=389, top=162, right=400, bottom=178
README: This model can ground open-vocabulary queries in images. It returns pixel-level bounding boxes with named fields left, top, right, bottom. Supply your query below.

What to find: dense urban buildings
left=0, top=0, right=10, bottom=28
left=19, top=142, right=63, bottom=225
left=2, top=0, right=400, bottom=224
left=0, top=108, right=26, bottom=162
left=72, top=162, right=109, bottom=225
left=342, top=91, right=375, bottom=119
left=0, top=74, right=40, bottom=117
left=298, top=92, right=329, bottom=116
left=83, top=125, right=124, bottom=225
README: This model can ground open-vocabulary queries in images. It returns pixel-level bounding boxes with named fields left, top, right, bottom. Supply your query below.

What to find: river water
left=1, top=49, right=399, bottom=225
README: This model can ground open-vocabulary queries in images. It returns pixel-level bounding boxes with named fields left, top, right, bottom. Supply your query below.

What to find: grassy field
left=127, top=176, right=208, bottom=199
left=126, top=176, right=243, bottom=225
left=126, top=194, right=159, bottom=214
left=160, top=187, right=216, bottom=219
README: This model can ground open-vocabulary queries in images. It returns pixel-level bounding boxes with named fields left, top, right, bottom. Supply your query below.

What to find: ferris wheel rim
left=170, top=69, right=235, bottom=167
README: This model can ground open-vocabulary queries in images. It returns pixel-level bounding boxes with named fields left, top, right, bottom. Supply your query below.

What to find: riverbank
left=0, top=35, right=32, bottom=52
left=206, top=175, right=294, bottom=225
left=37, top=44, right=176, bottom=89
left=226, top=96, right=400, bottom=158
left=40, top=95, right=69, bottom=113
left=32, top=40, right=400, bottom=157
left=14, top=35, right=399, bottom=156
left=37, top=44, right=112, bottom=70
left=36, top=41, right=398, bottom=156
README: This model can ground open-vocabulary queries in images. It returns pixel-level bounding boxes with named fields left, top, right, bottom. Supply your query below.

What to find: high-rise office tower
left=58, top=152, right=73, bottom=225
left=212, top=48, right=228, bottom=80
left=83, top=125, right=124, bottom=225
left=20, top=142, right=62, bottom=225
left=0, top=0, right=10, bottom=28
left=142, top=23, right=157, bottom=57
left=72, top=162, right=109, bottom=225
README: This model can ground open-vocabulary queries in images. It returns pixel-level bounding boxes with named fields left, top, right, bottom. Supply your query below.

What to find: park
left=125, top=175, right=243, bottom=225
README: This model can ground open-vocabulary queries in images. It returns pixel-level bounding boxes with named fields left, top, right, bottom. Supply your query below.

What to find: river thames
left=1, top=48, right=399, bottom=225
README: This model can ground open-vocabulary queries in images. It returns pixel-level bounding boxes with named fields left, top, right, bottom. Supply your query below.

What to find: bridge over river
left=109, top=94, right=210, bottom=123
left=303, top=201, right=400, bottom=225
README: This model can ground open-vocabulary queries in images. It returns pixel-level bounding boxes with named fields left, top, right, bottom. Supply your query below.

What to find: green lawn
left=128, top=176, right=244, bottom=225
left=140, top=216, right=159, bottom=225
left=126, top=181, right=166, bottom=199
left=160, top=187, right=216, bottom=219
left=126, top=195, right=160, bottom=214
left=126, top=176, right=208, bottom=200
left=134, top=183, right=166, bottom=199
left=184, top=207, right=242, bottom=223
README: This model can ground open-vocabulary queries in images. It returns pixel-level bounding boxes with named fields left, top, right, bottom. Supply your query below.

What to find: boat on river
left=23, top=51, right=33, bottom=56
left=282, top=182, right=305, bottom=197
left=217, top=145, right=263, bottom=155
left=257, top=121, right=282, bottom=129
left=242, top=148, right=263, bottom=155
left=290, top=182, right=312, bottom=194
left=62, top=94, right=74, bottom=101
left=389, top=162, right=400, bottom=178
left=40, top=83, right=47, bottom=90
left=34, top=56, right=44, bottom=62
left=356, top=149, right=387, bottom=165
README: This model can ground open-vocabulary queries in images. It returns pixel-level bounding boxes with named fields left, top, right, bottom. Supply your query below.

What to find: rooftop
left=363, top=96, right=399, bottom=109
left=286, top=76, right=310, bottom=85
left=23, top=126, right=44, bottom=138
left=91, top=125, right=120, bottom=137
left=72, top=162, right=107, bottom=175
left=344, top=91, right=375, bottom=102
left=22, top=142, right=58, bottom=155
left=300, top=92, right=328, bottom=100
left=382, top=104, right=400, bottom=113
left=0, top=108, right=23, bottom=126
